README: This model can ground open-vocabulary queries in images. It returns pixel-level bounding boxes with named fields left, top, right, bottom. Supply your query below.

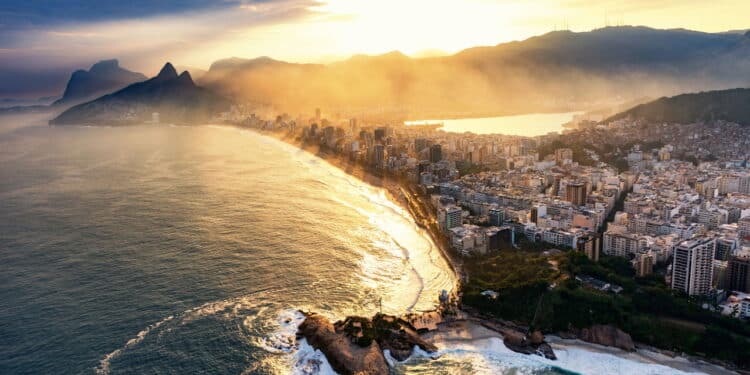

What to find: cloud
left=0, top=0, right=323, bottom=97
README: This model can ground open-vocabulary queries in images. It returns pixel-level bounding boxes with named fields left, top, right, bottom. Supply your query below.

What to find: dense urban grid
left=223, top=107, right=750, bottom=367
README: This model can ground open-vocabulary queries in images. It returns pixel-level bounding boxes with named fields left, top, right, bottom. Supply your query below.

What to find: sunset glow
left=3, top=0, right=750, bottom=77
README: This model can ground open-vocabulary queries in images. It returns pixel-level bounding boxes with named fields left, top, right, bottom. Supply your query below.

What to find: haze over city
left=3, top=0, right=750, bottom=98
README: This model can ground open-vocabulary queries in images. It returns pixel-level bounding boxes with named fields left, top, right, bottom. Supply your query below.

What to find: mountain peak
left=176, top=71, right=195, bottom=86
left=156, top=63, right=178, bottom=80
left=90, top=59, right=120, bottom=73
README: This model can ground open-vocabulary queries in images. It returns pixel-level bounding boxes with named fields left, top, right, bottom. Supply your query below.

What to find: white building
left=671, top=237, right=716, bottom=296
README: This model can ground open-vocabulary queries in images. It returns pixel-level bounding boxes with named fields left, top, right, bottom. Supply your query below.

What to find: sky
left=1, top=0, right=749, bottom=98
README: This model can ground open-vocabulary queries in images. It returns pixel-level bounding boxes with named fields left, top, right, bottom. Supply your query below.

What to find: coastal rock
left=296, top=312, right=442, bottom=374
left=573, top=324, right=635, bottom=351
left=529, top=330, right=545, bottom=345
left=297, top=313, right=389, bottom=375
left=376, top=320, right=437, bottom=361
left=501, top=329, right=556, bottom=360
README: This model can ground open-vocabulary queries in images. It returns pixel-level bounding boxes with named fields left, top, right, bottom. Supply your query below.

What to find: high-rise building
left=440, top=206, right=462, bottom=231
left=577, top=234, right=600, bottom=262
left=716, top=237, right=738, bottom=261
left=489, top=208, right=505, bottom=226
left=739, top=217, right=750, bottom=242
left=671, top=238, right=715, bottom=296
left=429, top=144, right=442, bottom=163
left=315, top=108, right=321, bottom=122
left=565, top=181, right=588, bottom=207
left=727, top=256, right=750, bottom=293
left=373, top=144, right=385, bottom=168
left=374, top=127, right=386, bottom=142
left=633, top=251, right=654, bottom=277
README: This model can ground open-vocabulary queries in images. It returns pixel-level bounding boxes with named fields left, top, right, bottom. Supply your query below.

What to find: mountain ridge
left=50, top=62, right=231, bottom=125
left=606, top=87, right=750, bottom=125
left=197, top=26, right=750, bottom=117
left=52, top=59, right=146, bottom=107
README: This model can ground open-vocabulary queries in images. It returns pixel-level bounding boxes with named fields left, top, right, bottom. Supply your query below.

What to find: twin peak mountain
left=50, top=62, right=231, bottom=126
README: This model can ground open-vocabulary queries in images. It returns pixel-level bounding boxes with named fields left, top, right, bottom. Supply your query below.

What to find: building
left=489, top=208, right=505, bottom=226
left=633, top=251, right=654, bottom=277
left=440, top=205, right=462, bottom=231
left=374, top=127, right=386, bottom=142
left=373, top=144, right=385, bottom=168
left=429, top=144, right=443, bottom=163
left=602, top=230, right=640, bottom=257
left=577, top=234, right=600, bottom=262
left=728, top=256, right=750, bottom=293
left=671, top=238, right=716, bottom=296
left=565, top=181, right=588, bottom=207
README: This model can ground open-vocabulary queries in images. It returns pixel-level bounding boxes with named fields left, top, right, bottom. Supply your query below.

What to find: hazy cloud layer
left=1, top=0, right=748, bottom=99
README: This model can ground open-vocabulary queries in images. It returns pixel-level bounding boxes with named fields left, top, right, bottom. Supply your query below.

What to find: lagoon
left=406, top=112, right=582, bottom=136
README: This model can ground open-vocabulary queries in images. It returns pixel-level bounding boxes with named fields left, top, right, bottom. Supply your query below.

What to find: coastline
left=243, top=126, right=740, bottom=375
left=270, top=131, right=464, bottom=287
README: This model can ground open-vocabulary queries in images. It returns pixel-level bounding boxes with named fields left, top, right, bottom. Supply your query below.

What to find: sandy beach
left=422, top=319, right=738, bottom=375
left=254, top=127, right=740, bottom=375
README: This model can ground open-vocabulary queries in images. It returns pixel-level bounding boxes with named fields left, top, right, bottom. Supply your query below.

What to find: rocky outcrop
left=374, top=319, right=437, bottom=361
left=296, top=312, right=439, bottom=375
left=502, top=329, right=557, bottom=360
left=572, top=324, right=635, bottom=351
left=297, top=313, right=389, bottom=375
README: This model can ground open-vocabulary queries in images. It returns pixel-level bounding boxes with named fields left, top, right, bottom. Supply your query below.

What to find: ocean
left=0, top=116, right=702, bottom=374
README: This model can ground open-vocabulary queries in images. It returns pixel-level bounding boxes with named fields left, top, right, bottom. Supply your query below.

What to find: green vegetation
left=537, top=141, right=598, bottom=167
left=456, top=161, right=489, bottom=176
left=537, top=139, right=664, bottom=173
left=463, top=249, right=750, bottom=368
left=607, top=88, right=750, bottom=126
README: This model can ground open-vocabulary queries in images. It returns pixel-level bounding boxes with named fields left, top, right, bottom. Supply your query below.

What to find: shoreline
left=241, top=126, right=740, bottom=374
left=271, top=131, right=464, bottom=290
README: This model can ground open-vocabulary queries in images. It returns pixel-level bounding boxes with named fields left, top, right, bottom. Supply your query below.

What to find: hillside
left=607, top=88, right=750, bottom=125
left=50, top=63, right=231, bottom=125
left=52, top=59, right=146, bottom=107
left=199, top=26, right=750, bottom=117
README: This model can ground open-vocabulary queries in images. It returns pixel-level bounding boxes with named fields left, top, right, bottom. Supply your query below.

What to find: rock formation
left=573, top=324, right=635, bottom=351
left=296, top=312, right=439, bottom=375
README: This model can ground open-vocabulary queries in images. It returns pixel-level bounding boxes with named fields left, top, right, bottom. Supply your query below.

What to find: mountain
left=52, top=59, right=147, bottom=107
left=607, top=88, right=750, bottom=125
left=199, top=26, right=750, bottom=118
left=50, top=63, right=232, bottom=125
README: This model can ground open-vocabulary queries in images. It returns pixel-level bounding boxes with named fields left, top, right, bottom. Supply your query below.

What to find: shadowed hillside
left=199, top=27, right=750, bottom=117
left=51, top=63, right=231, bottom=125
left=607, top=88, right=750, bottom=125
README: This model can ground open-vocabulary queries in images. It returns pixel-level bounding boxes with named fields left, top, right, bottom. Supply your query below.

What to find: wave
left=95, top=293, right=280, bottom=374
left=257, top=309, right=306, bottom=354
left=291, top=339, right=338, bottom=375
left=95, top=315, right=175, bottom=374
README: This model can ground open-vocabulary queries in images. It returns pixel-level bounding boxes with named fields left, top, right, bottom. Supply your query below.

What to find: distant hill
left=607, top=88, right=750, bottom=125
left=50, top=63, right=232, bottom=125
left=52, top=59, right=146, bottom=107
left=200, top=26, right=750, bottom=117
